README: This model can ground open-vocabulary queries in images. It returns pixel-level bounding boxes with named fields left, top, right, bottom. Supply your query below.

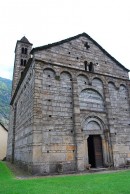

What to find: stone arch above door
left=86, top=121, right=101, bottom=130
left=82, top=116, right=105, bottom=135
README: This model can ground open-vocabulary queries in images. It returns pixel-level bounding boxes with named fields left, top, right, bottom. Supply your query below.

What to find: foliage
left=55, top=75, right=60, bottom=81
left=0, top=162, right=130, bottom=194
left=0, top=77, right=12, bottom=128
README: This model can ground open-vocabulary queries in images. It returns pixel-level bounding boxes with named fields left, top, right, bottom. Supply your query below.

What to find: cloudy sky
left=0, top=0, right=130, bottom=80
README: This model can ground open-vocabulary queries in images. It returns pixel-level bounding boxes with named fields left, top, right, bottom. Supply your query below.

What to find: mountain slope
left=0, top=77, right=12, bottom=129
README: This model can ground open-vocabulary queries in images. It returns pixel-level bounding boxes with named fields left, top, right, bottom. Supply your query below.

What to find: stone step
left=89, top=168, right=108, bottom=173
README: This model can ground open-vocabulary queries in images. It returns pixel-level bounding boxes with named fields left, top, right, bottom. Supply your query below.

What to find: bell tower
left=12, top=36, right=33, bottom=96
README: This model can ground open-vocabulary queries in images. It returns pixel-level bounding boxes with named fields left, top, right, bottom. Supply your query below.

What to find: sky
left=0, top=0, right=130, bottom=80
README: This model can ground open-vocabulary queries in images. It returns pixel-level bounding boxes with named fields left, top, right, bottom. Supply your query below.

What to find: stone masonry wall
left=31, top=59, right=130, bottom=173
left=108, top=81, right=130, bottom=166
left=7, top=63, right=35, bottom=170
left=31, top=62, right=76, bottom=174
left=12, top=42, right=32, bottom=96
left=7, top=106, right=15, bottom=161
left=33, top=36, right=128, bottom=79
left=8, top=34, right=130, bottom=174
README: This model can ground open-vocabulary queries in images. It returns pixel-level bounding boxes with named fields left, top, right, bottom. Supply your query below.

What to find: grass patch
left=0, top=162, right=130, bottom=194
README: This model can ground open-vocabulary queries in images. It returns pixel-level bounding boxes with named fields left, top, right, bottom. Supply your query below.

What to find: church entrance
left=87, top=135, right=103, bottom=168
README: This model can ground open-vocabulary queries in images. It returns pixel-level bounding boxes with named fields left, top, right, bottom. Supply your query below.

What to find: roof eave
left=0, top=123, right=8, bottom=132
left=10, top=58, right=33, bottom=105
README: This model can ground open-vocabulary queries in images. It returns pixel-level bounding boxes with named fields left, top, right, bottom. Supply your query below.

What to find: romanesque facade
left=7, top=33, right=130, bottom=174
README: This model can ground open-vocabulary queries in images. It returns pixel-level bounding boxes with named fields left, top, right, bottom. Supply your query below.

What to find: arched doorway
left=88, top=135, right=103, bottom=168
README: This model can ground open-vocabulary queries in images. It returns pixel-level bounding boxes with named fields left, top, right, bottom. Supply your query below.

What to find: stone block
left=50, top=153, right=66, bottom=162
left=51, top=136, right=63, bottom=143
left=66, top=152, right=74, bottom=161
left=33, top=146, right=42, bottom=161
left=66, top=145, right=76, bottom=151
left=33, top=133, right=42, bottom=143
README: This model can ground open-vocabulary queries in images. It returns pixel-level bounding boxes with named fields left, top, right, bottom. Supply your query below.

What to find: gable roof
left=31, top=32, right=129, bottom=72
left=0, top=122, right=8, bottom=132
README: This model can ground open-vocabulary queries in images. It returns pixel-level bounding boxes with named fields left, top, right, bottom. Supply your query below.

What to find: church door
left=87, top=135, right=103, bottom=168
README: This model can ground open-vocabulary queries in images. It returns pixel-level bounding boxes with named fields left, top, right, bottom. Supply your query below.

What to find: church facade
left=7, top=33, right=130, bottom=174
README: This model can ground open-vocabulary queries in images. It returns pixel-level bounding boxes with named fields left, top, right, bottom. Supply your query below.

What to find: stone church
left=7, top=33, right=130, bottom=174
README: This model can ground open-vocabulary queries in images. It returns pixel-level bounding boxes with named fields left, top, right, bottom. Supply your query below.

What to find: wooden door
left=93, top=135, right=103, bottom=167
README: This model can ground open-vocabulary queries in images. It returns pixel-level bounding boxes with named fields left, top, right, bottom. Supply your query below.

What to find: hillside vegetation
left=0, top=77, right=12, bottom=129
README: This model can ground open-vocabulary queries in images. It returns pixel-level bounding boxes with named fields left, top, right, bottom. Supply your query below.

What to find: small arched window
left=21, top=47, right=28, bottom=54
left=21, top=59, right=23, bottom=66
left=22, top=48, right=24, bottom=54
left=24, top=60, right=26, bottom=66
left=89, top=62, right=94, bottom=72
left=84, top=61, right=88, bottom=71
left=25, top=48, right=27, bottom=54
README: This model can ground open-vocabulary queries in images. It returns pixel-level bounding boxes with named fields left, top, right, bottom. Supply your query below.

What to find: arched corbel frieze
left=60, top=70, right=73, bottom=79
left=76, top=72, right=91, bottom=83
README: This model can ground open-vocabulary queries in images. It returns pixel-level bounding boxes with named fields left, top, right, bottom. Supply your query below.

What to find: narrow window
left=84, top=61, right=88, bottom=71
left=25, top=48, right=27, bottom=54
left=24, top=60, right=26, bottom=66
left=89, top=62, right=94, bottom=72
left=22, top=48, right=24, bottom=54
left=21, top=59, right=23, bottom=66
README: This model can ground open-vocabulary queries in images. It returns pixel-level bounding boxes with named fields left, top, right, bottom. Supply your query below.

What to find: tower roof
left=15, top=36, right=33, bottom=52
left=19, top=36, right=32, bottom=44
